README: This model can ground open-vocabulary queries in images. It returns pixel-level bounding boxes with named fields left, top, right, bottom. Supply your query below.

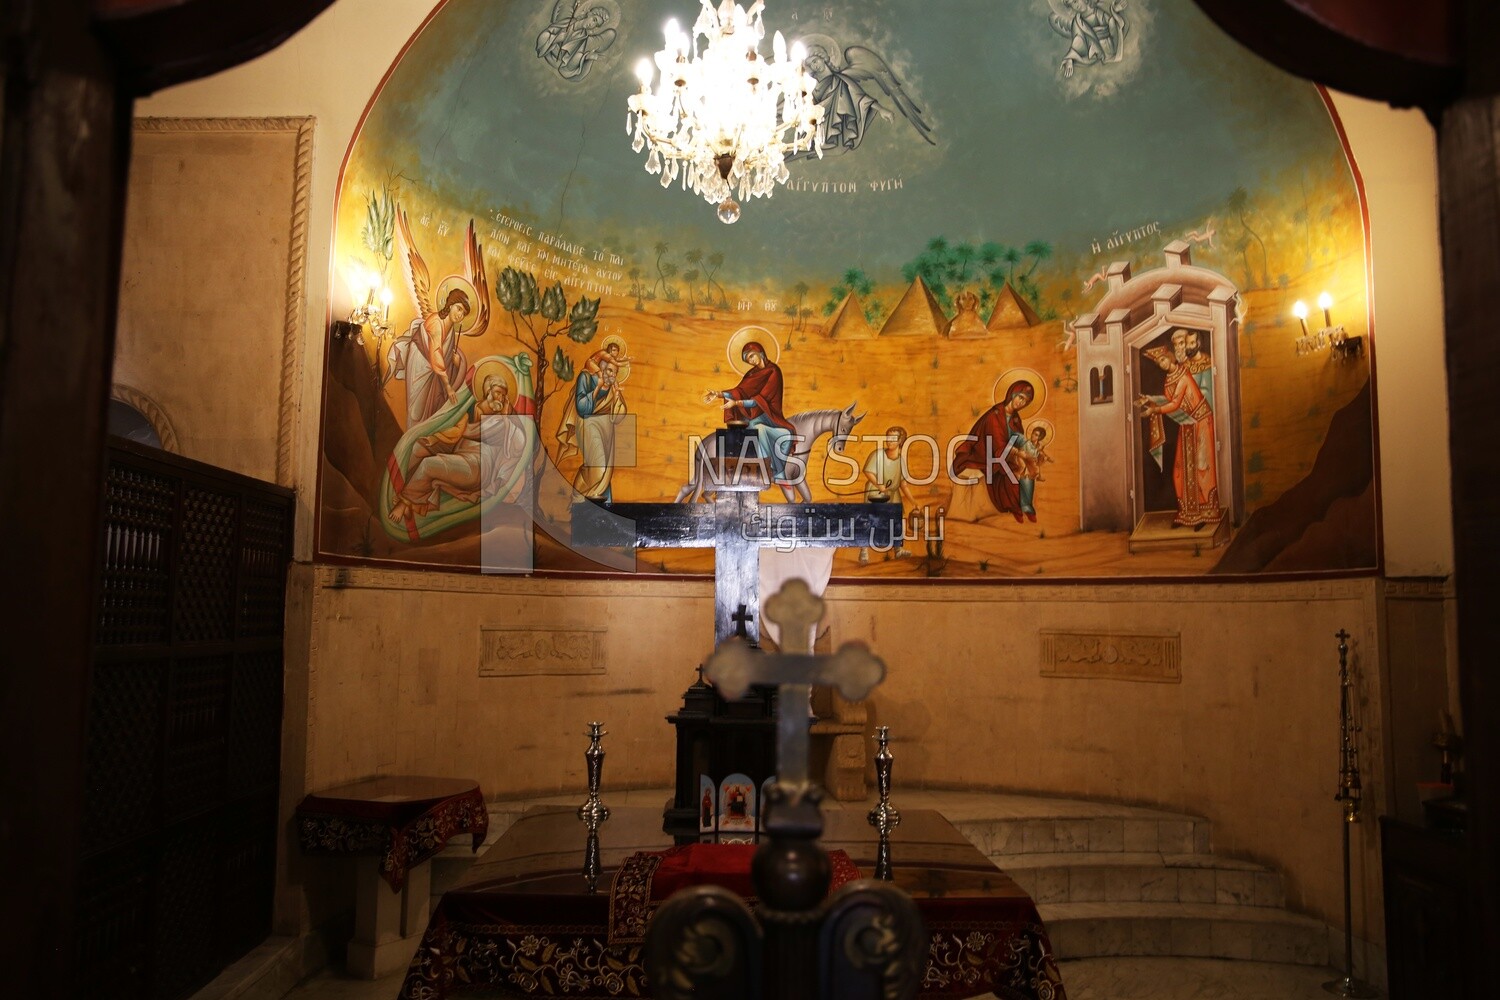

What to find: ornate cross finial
left=731, top=603, right=753, bottom=639
left=704, top=578, right=886, bottom=791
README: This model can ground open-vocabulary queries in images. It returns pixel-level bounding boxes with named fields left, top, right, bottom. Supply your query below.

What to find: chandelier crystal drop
left=626, top=0, right=824, bottom=223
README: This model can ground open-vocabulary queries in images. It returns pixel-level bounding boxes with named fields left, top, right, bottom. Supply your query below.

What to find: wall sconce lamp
left=1293, top=292, right=1363, bottom=361
left=332, top=268, right=394, bottom=344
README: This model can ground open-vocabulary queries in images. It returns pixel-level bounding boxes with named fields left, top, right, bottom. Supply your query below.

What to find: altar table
left=399, top=806, right=1065, bottom=1000
left=296, top=775, right=488, bottom=979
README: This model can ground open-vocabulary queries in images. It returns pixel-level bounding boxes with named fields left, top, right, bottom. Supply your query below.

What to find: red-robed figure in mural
left=1137, top=346, right=1221, bottom=527
left=951, top=380, right=1036, bottom=523
left=704, top=341, right=796, bottom=484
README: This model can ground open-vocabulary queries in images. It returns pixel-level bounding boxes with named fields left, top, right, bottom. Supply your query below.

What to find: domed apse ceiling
left=319, top=0, right=1376, bottom=580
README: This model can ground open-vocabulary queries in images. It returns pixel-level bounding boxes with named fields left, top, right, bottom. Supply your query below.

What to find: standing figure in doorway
left=704, top=340, right=796, bottom=493
left=1136, top=346, right=1221, bottom=527
left=951, top=380, right=1035, bottom=523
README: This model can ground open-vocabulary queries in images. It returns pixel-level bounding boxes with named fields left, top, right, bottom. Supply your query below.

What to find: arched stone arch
left=109, top=384, right=180, bottom=453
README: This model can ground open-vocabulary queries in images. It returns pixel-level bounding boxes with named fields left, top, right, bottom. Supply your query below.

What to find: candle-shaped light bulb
left=772, top=29, right=786, bottom=63
left=636, top=58, right=654, bottom=88
left=1317, top=291, right=1333, bottom=327
left=790, top=40, right=806, bottom=66
left=380, top=285, right=393, bottom=324
left=1292, top=299, right=1309, bottom=337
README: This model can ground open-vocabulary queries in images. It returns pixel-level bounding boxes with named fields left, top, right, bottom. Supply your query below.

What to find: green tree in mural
left=824, top=268, right=875, bottom=316
left=785, top=280, right=810, bottom=330
left=683, top=248, right=705, bottom=306
left=495, top=266, right=600, bottom=459
left=1227, top=186, right=1270, bottom=288
left=650, top=241, right=678, bottom=302
left=628, top=266, right=644, bottom=311
left=682, top=266, right=700, bottom=312
left=704, top=251, right=728, bottom=309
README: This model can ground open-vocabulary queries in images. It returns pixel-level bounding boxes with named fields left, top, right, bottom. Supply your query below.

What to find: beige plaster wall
left=303, top=567, right=1387, bottom=947
left=115, top=119, right=310, bottom=484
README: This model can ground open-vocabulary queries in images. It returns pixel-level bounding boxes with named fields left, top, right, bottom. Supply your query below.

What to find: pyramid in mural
left=986, top=283, right=1042, bottom=329
left=824, top=293, right=878, bottom=340
left=880, top=276, right=948, bottom=337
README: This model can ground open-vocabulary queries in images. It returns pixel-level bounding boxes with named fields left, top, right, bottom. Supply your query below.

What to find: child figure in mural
left=1018, top=424, right=1055, bottom=522
left=859, top=425, right=919, bottom=564
left=1136, top=346, right=1221, bottom=528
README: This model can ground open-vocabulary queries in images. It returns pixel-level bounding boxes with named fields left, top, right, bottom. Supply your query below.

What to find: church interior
left=4, top=1, right=1496, bottom=999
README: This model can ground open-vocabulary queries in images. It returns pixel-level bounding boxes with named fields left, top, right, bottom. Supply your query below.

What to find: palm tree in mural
left=683, top=267, right=699, bottom=312
left=1233, top=234, right=1255, bottom=290
left=705, top=251, right=728, bottom=309
left=952, top=243, right=976, bottom=284
left=683, top=248, right=705, bottom=305
left=1022, top=240, right=1053, bottom=279
left=1227, top=186, right=1270, bottom=288
left=1002, top=245, right=1024, bottom=285
left=628, top=266, right=644, bottom=310
left=789, top=280, right=810, bottom=330
left=651, top=241, right=677, bottom=301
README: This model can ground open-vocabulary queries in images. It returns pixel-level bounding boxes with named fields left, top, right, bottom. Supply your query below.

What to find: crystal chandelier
left=627, top=0, right=824, bottom=223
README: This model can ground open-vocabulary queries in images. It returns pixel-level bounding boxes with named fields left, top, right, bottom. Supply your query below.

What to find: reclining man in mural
left=1136, top=346, right=1221, bottom=529
left=388, top=366, right=528, bottom=524
left=703, top=341, right=797, bottom=496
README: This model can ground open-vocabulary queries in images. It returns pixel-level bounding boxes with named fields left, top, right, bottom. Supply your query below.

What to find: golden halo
left=435, top=275, right=481, bottom=335
left=471, top=358, right=515, bottom=403
left=600, top=334, right=627, bottom=354
left=727, top=326, right=781, bottom=375
left=1024, top=417, right=1057, bottom=446
left=992, top=367, right=1047, bottom=419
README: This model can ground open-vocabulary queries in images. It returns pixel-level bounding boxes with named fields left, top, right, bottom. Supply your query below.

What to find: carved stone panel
left=1039, top=630, right=1181, bottom=683
left=479, top=626, right=606, bottom=677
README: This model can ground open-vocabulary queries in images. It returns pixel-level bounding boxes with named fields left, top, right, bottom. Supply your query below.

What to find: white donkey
left=674, top=403, right=865, bottom=503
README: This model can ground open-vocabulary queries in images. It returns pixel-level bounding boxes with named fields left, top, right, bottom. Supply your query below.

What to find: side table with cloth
left=400, top=805, right=1065, bottom=1000
left=297, top=775, right=489, bottom=978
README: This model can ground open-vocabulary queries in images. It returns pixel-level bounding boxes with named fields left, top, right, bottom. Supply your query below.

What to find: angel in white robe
left=384, top=207, right=491, bottom=430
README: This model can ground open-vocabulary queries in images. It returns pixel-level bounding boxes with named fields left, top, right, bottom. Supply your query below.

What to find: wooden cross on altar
left=572, top=489, right=901, bottom=646
left=704, top=578, right=886, bottom=791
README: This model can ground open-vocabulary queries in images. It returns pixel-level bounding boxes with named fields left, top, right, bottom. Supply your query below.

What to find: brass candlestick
left=578, top=722, right=610, bottom=893
left=867, top=726, right=901, bottom=881
left=1324, top=631, right=1376, bottom=998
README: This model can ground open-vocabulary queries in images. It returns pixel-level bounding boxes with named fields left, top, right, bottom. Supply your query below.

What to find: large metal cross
left=572, top=489, right=901, bottom=646
left=704, top=578, right=886, bottom=791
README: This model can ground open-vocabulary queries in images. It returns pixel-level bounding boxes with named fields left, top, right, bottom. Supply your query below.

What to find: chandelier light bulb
left=1292, top=300, right=1308, bottom=320
left=626, top=0, right=823, bottom=222
left=635, top=59, right=654, bottom=87
left=1317, top=291, right=1333, bottom=311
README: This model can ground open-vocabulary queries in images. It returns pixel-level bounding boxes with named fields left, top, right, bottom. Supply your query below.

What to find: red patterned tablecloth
left=399, top=807, right=1065, bottom=1000
left=296, top=775, right=489, bottom=891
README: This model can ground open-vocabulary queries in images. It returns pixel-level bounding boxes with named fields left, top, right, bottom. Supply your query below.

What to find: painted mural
left=318, top=0, right=1379, bottom=580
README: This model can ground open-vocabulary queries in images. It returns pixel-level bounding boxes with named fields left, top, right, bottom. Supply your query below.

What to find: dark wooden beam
left=1190, top=0, right=1460, bottom=112
left=93, top=0, right=338, bottom=96
left=0, top=1, right=131, bottom=996
left=1437, top=92, right=1500, bottom=1000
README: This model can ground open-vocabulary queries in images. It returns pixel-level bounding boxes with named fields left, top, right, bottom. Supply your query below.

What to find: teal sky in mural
left=353, top=0, right=1349, bottom=285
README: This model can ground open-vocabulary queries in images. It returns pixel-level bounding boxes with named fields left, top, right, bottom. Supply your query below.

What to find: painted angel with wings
left=789, top=38, right=936, bottom=159
left=1048, top=0, right=1129, bottom=78
left=384, top=206, right=491, bottom=430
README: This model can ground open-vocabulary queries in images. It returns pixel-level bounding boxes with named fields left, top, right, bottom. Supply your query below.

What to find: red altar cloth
left=296, top=775, right=488, bottom=891
left=400, top=806, right=1065, bottom=1000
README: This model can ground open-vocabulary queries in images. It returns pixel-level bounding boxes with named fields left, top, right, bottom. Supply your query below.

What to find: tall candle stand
left=867, top=726, right=901, bottom=881
left=1324, top=631, right=1376, bottom=998
left=578, top=722, right=610, bottom=893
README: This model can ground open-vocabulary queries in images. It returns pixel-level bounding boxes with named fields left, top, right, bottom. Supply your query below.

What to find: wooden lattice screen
left=76, top=438, right=294, bottom=1000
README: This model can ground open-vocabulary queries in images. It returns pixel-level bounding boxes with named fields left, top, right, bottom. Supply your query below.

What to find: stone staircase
left=931, top=793, right=1331, bottom=966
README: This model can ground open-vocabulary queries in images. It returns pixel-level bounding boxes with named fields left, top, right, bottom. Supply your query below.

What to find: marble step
left=1040, top=901, right=1330, bottom=965
left=1002, top=851, right=1285, bottom=908
left=952, top=811, right=1212, bottom=857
